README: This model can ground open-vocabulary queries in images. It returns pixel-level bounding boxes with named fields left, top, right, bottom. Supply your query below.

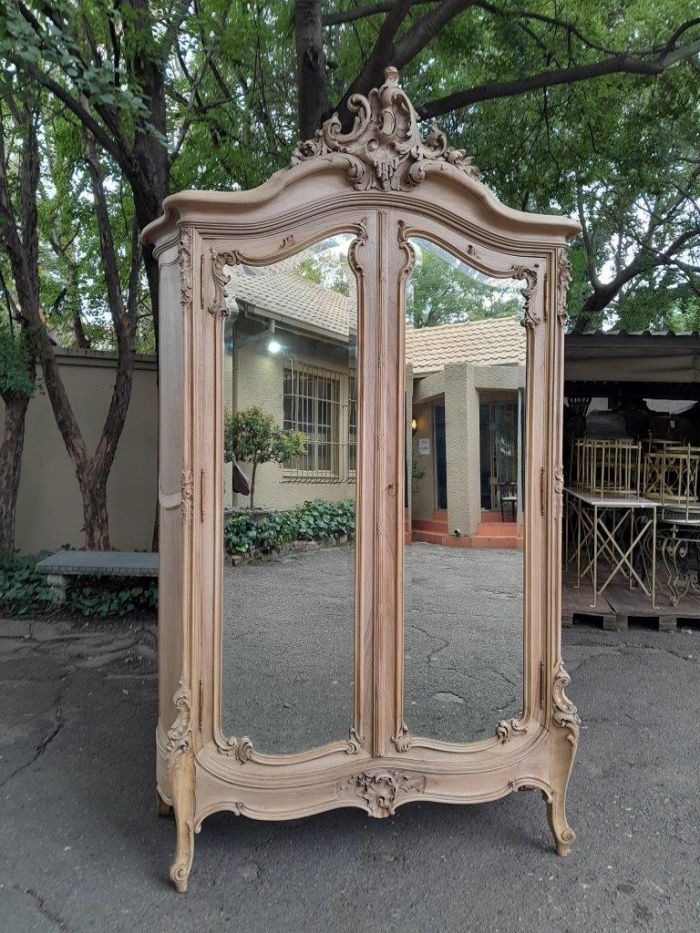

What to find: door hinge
left=200, top=469, right=205, bottom=522
left=539, top=661, right=546, bottom=709
left=198, top=679, right=204, bottom=732
left=540, top=467, right=546, bottom=516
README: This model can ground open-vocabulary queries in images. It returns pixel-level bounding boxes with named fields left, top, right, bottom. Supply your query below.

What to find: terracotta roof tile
left=228, top=265, right=524, bottom=369
left=406, top=317, right=525, bottom=374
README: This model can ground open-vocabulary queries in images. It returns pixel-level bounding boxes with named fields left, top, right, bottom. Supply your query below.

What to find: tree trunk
left=0, top=391, right=30, bottom=556
left=295, top=0, right=329, bottom=139
left=79, top=468, right=111, bottom=550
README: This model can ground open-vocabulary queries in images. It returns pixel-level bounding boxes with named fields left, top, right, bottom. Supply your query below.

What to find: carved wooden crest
left=291, top=66, right=478, bottom=191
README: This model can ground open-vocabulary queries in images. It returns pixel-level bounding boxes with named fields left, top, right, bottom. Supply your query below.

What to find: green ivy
left=0, top=553, right=52, bottom=615
left=224, top=499, right=355, bottom=557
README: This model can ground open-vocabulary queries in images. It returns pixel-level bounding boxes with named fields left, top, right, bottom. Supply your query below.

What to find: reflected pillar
left=444, top=362, right=480, bottom=538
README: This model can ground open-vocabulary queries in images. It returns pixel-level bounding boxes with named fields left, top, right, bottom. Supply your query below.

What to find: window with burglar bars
left=283, top=364, right=340, bottom=479
left=348, top=372, right=357, bottom=475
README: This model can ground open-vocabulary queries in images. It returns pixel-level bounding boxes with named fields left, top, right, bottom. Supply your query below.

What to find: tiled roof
left=228, top=264, right=524, bottom=369
left=406, top=317, right=525, bottom=374
left=227, top=263, right=356, bottom=341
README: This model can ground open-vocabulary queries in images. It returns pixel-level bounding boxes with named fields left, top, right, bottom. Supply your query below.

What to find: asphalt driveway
left=1, top=609, right=699, bottom=931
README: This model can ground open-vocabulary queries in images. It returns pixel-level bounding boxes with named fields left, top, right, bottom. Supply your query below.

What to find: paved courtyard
left=1, top=564, right=699, bottom=931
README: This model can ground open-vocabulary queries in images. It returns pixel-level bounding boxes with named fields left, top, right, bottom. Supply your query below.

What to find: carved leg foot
left=156, top=787, right=173, bottom=817
left=169, top=808, right=194, bottom=893
left=166, top=684, right=196, bottom=892
left=547, top=792, right=575, bottom=856
left=549, top=661, right=580, bottom=857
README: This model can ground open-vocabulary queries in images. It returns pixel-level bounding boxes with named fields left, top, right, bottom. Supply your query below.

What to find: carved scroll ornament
left=557, top=251, right=572, bottom=326
left=552, top=662, right=581, bottom=749
left=291, top=66, right=478, bottom=192
left=179, top=226, right=193, bottom=313
left=512, top=265, right=540, bottom=330
left=339, top=770, right=426, bottom=817
left=495, top=718, right=527, bottom=744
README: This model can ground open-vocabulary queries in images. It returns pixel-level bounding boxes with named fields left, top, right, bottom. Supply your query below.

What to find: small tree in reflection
left=224, top=406, right=306, bottom=509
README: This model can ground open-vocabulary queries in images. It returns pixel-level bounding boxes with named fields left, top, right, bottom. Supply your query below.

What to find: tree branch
left=323, top=0, right=436, bottom=27
left=395, top=0, right=476, bottom=67
left=418, top=34, right=700, bottom=118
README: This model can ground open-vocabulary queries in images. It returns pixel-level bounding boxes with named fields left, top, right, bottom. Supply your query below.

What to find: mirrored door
left=219, top=235, right=362, bottom=755
left=403, top=236, right=527, bottom=744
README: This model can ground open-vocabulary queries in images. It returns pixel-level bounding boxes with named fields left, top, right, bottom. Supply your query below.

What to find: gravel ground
left=222, top=543, right=522, bottom=751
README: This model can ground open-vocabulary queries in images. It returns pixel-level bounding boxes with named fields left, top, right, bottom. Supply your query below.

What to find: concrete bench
left=35, top=550, right=159, bottom=604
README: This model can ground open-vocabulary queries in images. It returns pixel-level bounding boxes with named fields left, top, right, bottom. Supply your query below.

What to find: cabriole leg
left=166, top=686, right=196, bottom=892
left=549, top=661, right=581, bottom=857
left=547, top=790, right=575, bottom=856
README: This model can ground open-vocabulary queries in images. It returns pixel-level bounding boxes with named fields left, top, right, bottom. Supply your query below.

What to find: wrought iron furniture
left=142, top=67, right=580, bottom=892
left=658, top=520, right=700, bottom=606
left=572, top=438, right=641, bottom=497
left=565, top=489, right=657, bottom=609
left=643, top=441, right=700, bottom=523
left=499, top=481, right=518, bottom=522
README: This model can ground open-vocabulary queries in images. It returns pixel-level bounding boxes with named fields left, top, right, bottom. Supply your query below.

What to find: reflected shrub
left=224, top=499, right=355, bottom=557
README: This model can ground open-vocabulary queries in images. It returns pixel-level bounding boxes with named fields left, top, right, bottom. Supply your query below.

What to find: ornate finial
left=291, top=65, right=478, bottom=192
left=384, top=65, right=399, bottom=83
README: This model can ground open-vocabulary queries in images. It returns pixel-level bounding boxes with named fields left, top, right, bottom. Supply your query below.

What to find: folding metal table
left=565, top=489, right=657, bottom=609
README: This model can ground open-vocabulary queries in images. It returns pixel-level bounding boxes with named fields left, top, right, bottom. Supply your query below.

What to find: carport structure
left=563, top=330, right=700, bottom=631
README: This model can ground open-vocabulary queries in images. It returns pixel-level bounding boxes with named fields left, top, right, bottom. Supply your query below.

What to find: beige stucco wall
left=5, top=349, right=158, bottom=553
left=443, top=362, right=525, bottom=537
left=226, top=319, right=357, bottom=511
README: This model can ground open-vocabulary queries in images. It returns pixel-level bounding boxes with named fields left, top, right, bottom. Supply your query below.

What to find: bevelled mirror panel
left=404, top=237, right=526, bottom=743
left=221, top=237, right=359, bottom=754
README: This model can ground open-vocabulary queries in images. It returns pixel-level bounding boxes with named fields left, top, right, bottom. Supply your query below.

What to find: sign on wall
left=418, top=438, right=430, bottom=456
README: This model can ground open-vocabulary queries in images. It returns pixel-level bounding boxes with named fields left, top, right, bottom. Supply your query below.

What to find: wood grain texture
left=146, top=68, right=581, bottom=892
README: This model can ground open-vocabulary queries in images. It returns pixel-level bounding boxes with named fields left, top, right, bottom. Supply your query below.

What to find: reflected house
left=223, top=254, right=525, bottom=549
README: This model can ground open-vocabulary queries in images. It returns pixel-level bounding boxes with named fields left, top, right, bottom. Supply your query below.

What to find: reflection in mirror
left=221, top=237, right=358, bottom=754
left=404, top=238, right=525, bottom=743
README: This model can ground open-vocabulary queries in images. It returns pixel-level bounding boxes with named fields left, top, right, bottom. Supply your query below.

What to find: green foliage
left=297, top=238, right=352, bottom=296
left=0, top=319, right=34, bottom=399
left=224, top=406, right=306, bottom=507
left=224, top=499, right=355, bottom=557
left=0, top=553, right=51, bottom=615
left=64, top=577, right=157, bottom=618
left=224, top=405, right=305, bottom=465
left=0, top=0, right=698, bottom=340
left=0, top=552, right=157, bottom=617
left=407, top=241, right=521, bottom=326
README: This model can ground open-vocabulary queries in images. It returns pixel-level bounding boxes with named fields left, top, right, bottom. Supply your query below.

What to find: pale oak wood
left=142, top=67, right=581, bottom=891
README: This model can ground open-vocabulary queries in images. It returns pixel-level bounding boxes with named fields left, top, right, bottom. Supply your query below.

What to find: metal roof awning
left=565, top=332, right=700, bottom=398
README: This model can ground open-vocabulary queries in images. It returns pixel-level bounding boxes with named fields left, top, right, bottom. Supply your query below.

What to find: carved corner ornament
left=347, top=217, right=369, bottom=282
left=512, top=265, right=540, bottom=330
left=291, top=66, right=478, bottom=192
left=345, top=727, right=363, bottom=755
left=556, top=251, right=572, bottom=327
left=218, top=734, right=254, bottom=764
left=179, top=226, right=193, bottom=314
left=495, top=718, right=527, bottom=744
left=391, top=722, right=413, bottom=753
left=338, top=770, right=426, bottom=818
left=209, top=247, right=240, bottom=318
left=166, top=683, right=195, bottom=892
left=551, top=661, right=581, bottom=750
